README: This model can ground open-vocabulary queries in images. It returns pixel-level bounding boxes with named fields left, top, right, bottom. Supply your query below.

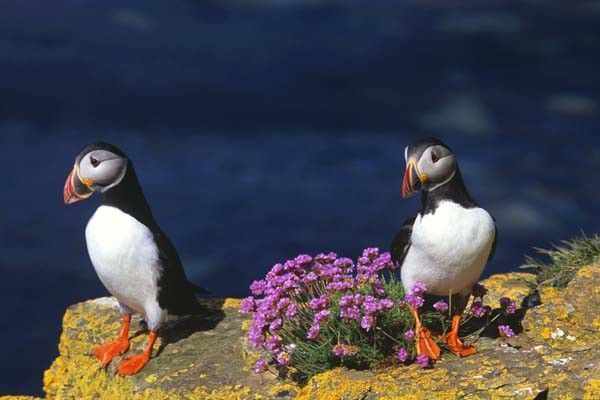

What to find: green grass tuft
left=522, top=232, right=600, bottom=289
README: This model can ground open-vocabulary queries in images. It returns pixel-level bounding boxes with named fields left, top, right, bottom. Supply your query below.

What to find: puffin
left=390, top=137, right=496, bottom=360
left=63, top=142, right=206, bottom=376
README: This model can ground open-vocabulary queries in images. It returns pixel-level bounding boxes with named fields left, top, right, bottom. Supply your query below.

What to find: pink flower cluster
left=241, top=250, right=519, bottom=374
left=405, top=282, right=426, bottom=308
left=240, top=248, right=398, bottom=367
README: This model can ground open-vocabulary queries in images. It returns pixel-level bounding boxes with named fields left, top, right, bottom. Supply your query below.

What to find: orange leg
left=92, top=314, right=131, bottom=367
left=411, top=307, right=440, bottom=360
left=117, top=331, right=157, bottom=376
left=445, top=314, right=476, bottom=357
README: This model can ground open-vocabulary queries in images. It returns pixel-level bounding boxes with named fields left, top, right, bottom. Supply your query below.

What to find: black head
left=402, top=137, right=458, bottom=198
left=63, top=142, right=129, bottom=204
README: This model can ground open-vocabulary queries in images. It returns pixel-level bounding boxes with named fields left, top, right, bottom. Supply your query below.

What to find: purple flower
left=276, top=351, right=291, bottom=366
left=326, top=280, right=355, bottom=292
left=318, top=263, right=340, bottom=278
left=254, top=359, right=268, bottom=373
left=353, top=294, right=364, bottom=306
left=239, top=296, right=255, bottom=314
left=372, top=282, right=386, bottom=297
left=363, top=247, right=380, bottom=260
left=277, top=297, right=290, bottom=311
left=404, top=329, right=415, bottom=341
left=309, top=294, right=329, bottom=311
left=416, top=354, right=430, bottom=368
left=332, top=344, right=358, bottom=357
left=307, top=324, right=320, bottom=340
left=340, top=305, right=360, bottom=320
left=411, top=282, right=427, bottom=296
left=378, top=298, right=394, bottom=310
left=500, top=297, right=517, bottom=314
left=266, top=335, right=282, bottom=353
left=302, top=271, right=318, bottom=283
left=339, top=294, right=354, bottom=307
left=498, top=325, right=515, bottom=338
left=397, top=299, right=406, bottom=308
left=269, top=263, right=284, bottom=277
left=314, top=309, right=330, bottom=324
left=363, top=296, right=378, bottom=314
left=294, top=254, right=312, bottom=265
left=334, top=257, right=354, bottom=273
left=433, top=300, right=449, bottom=314
left=405, top=294, right=425, bottom=309
left=397, top=348, right=409, bottom=363
left=315, top=252, right=337, bottom=263
left=472, top=283, right=488, bottom=298
left=269, top=318, right=283, bottom=332
left=285, top=303, right=297, bottom=319
left=250, top=280, right=267, bottom=296
left=248, top=325, right=266, bottom=349
left=361, top=315, right=374, bottom=331
left=470, top=301, right=489, bottom=318
left=355, top=249, right=395, bottom=286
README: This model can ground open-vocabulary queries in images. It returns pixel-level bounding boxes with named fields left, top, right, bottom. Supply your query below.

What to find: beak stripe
left=63, top=165, right=93, bottom=205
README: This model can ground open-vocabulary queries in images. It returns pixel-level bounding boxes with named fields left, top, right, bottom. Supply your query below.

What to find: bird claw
left=117, top=353, right=150, bottom=376
left=92, top=339, right=130, bottom=368
left=445, top=332, right=477, bottom=357
left=416, top=327, right=441, bottom=360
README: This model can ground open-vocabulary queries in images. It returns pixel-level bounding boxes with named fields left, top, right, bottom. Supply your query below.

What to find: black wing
left=390, top=214, right=417, bottom=267
left=488, top=221, right=498, bottom=262
left=154, top=228, right=204, bottom=315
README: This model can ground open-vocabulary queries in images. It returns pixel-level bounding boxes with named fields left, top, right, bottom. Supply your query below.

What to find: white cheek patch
left=79, top=150, right=127, bottom=188
left=100, top=161, right=128, bottom=192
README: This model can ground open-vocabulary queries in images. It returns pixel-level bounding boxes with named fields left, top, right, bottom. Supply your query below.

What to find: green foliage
left=522, top=232, right=600, bottom=289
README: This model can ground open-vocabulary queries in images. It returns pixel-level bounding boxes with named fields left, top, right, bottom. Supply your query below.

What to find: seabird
left=391, top=137, right=497, bottom=359
left=63, top=142, right=206, bottom=375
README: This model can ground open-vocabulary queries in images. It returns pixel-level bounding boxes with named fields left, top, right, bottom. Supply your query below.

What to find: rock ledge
left=4, top=267, right=600, bottom=399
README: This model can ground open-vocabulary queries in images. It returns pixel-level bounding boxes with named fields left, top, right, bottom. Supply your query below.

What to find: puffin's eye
left=431, top=152, right=439, bottom=163
left=90, top=156, right=101, bottom=168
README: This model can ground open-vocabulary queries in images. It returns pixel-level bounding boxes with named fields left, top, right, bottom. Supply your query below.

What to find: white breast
left=85, top=205, right=165, bottom=328
left=401, top=200, right=495, bottom=297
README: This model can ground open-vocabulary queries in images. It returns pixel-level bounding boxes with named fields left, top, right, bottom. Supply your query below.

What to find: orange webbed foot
left=416, top=327, right=441, bottom=360
left=445, top=332, right=476, bottom=357
left=92, top=338, right=130, bottom=368
left=116, top=353, right=150, bottom=376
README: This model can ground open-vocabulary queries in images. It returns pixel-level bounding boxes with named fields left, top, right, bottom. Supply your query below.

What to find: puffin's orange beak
left=63, top=166, right=93, bottom=205
left=402, top=159, right=423, bottom=198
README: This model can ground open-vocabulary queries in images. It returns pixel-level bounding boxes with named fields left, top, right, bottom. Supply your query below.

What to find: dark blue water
left=2, top=0, right=600, bottom=396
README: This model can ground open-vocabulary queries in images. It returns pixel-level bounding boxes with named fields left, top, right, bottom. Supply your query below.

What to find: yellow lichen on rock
left=296, top=367, right=465, bottom=400
left=584, top=378, right=600, bottom=400
left=0, top=397, right=43, bottom=400
left=41, top=297, right=290, bottom=400
left=479, top=271, right=535, bottom=306
left=222, top=298, right=242, bottom=309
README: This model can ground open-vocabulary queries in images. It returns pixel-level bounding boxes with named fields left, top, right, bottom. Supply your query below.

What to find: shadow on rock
left=134, top=298, right=226, bottom=356
left=474, top=289, right=543, bottom=339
